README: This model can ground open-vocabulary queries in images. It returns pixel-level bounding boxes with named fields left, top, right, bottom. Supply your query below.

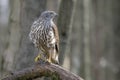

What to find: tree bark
left=57, top=0, right=74, bottom=65
left=112, top=0, right=120, bottom=80
left=90, top=0, right=115, bottom=80
left=83, top=0, right=92, bottom=80
left=46, top=0, right=60, bottom=12
left=14, top=0, right=47, bottom=70
left=70, top=0, right=84, bottom=76
left=2, top=0, right=21, bottom=74
left=2, top=62, right=83, bottom=80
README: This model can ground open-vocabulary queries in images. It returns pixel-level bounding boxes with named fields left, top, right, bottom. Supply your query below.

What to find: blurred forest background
left=0, top=0, right=120, bottom=80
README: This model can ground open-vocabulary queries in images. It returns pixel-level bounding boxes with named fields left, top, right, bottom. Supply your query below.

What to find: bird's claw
left=34, top=54, right=41, bottom=62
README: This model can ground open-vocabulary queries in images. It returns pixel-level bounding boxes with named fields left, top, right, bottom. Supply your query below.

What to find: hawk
left=29, top=11, right=59, bottom=64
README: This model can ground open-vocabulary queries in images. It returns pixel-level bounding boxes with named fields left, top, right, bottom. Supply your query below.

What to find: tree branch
left=2, top=62, right=83, bottom=80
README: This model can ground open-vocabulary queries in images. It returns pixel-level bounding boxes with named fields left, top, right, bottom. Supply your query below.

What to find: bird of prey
left=29, top=11, right=59, bottom=64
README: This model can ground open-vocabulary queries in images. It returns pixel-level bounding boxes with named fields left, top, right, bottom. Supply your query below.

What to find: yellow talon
left=34, top=54, right=41, bottom=62
left=47, top=59, right=52, bottom=63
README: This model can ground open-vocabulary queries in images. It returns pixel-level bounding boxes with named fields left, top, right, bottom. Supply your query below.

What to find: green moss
left=51, top=72, right=61, bottom=80
left=44, top=71, right=61, bottom=80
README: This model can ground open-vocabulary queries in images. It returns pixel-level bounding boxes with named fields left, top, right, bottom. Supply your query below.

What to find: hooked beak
left=56, top=13, right=58, bottom=16
left=54, top=13, right=58, bottom=17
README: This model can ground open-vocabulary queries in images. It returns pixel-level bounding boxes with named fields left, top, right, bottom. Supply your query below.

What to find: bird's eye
left=50, top=13, right=53, bottom=15
left=45, top=14, right=49, bottom=17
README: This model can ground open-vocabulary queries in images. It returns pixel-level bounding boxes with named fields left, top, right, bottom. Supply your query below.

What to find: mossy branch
left=2, top=61, right=83, bottom=80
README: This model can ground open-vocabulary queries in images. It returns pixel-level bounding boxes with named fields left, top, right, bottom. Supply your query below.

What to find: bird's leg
left=35, top=51, right=46, bottom=62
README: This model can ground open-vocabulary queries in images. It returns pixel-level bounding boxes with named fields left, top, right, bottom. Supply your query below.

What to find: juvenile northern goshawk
left=29, top=11, right=59, bottom=64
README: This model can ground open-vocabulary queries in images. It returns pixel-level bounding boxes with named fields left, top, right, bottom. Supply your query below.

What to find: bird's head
left=40, top=11, right=58, bottom=20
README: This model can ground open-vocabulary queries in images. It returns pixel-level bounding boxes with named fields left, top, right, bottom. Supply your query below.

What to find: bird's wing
left=29, top=21, right=38, bottom=42
left=29, top=20, right=41, bottom=47
left=52, top=24, right=59, bottom=53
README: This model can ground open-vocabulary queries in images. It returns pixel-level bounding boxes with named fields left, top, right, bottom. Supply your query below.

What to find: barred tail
left=51, top=44, right=59, bottom=64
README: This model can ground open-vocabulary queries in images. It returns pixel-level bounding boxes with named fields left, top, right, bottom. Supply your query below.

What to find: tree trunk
left=83, top=0, right=92, bottom=80
left=46, top=0, right=60, bottom=12
left=0, top=0, right=10, bottom=77
left=90, top=0, right=116, bottom=80
left=57, top=0, right=74, bottom=66
left=70, top=0, right=84, bottom=76
left=113, top=0, right=120, bottom=80
left=1, top=0, right=21, bottom=76
left=14, top=0, right=47, bottom=70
